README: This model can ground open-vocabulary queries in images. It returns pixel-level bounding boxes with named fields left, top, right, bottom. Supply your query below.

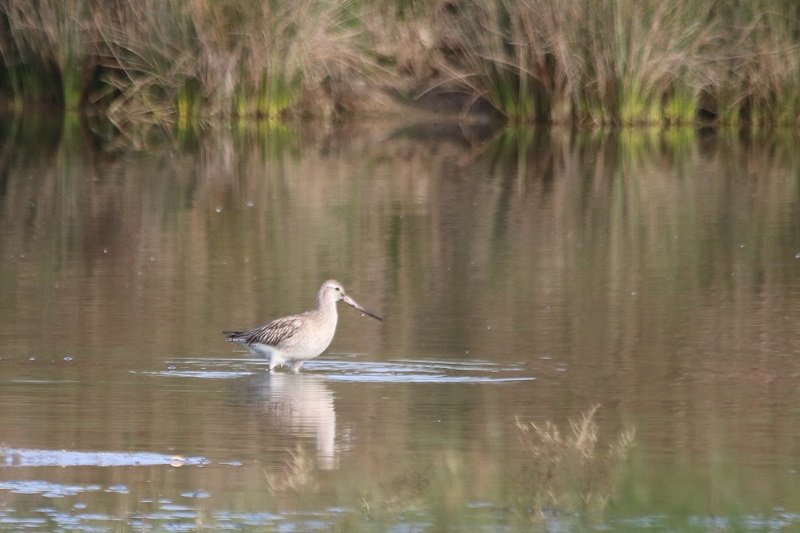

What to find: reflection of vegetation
left=513, top=405, right=636, bottom=523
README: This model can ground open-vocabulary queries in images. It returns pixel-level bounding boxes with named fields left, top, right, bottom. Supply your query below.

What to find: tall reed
left=434, top=0, right=723, bottom=125
left=90, top=0, right=374, bottom=134
left=438, top=0, right=800, bottom=126
left=2, top=0, right=800, bottom=128
left=0, top=0, right=89, bottom=110
left=1, top=0, right=376, bottom=133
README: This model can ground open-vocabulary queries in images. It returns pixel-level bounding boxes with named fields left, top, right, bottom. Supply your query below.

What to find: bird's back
left=225, top=314, right=305, bottom=348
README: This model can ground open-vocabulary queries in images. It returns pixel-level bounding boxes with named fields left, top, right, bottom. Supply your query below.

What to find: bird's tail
left=222, top=330, right=246, bottom=342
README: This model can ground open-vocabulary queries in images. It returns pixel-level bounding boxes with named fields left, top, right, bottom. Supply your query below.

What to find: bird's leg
left=289, top=360, right=304, bottom=373
left=269, top=355, right=284, bottom=373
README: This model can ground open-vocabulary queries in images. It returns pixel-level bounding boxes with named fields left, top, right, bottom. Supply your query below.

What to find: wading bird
left=225, top=280, right=382, bottom=372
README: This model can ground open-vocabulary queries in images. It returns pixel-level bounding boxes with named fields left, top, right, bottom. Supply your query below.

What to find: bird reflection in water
left=246, top=373, right=339, bottom=470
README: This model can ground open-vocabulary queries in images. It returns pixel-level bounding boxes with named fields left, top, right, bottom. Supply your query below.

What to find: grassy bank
left=2, top=1, right=800, bottom=130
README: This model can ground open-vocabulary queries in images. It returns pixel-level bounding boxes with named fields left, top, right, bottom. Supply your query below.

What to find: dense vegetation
left=2, top=1, right=800, bottom=130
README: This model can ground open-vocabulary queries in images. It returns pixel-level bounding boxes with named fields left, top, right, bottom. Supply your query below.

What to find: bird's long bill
left=343, top=295, right=383, bottom=321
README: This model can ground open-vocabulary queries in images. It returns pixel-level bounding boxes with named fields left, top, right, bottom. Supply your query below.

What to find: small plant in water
left=264, top=444, right=317, bottom=493
left=513, top=404, right=635, bottom=524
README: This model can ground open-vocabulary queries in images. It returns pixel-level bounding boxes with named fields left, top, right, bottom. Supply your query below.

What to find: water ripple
left=151, top=356, right=536, bottom=383
left=309, top=357, right=535, bottom=383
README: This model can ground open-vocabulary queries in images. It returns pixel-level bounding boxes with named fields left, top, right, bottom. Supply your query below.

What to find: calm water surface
left=0, top=121, right=799, bottom=531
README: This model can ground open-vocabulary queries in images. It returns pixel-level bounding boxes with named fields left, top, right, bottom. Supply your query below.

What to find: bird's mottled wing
left=227, top=316, right=304, bottom=347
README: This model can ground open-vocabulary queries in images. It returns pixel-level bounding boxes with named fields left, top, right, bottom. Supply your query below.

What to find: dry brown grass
left=264, top=444, right=318, bottom=493
left=2, top=0, right=800, bottom=127
left=514, top=405, right=636, bottom=522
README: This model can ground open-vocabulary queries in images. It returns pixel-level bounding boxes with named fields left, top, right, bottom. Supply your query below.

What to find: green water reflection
left=0, top=118, right=799, bottom=530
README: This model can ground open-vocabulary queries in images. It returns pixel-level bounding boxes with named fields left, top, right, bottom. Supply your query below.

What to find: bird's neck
left=316, top=293, right=338, bottom=315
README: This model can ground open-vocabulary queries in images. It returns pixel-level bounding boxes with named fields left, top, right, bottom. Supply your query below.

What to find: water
left=1, top=121, right=800, bottom=530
